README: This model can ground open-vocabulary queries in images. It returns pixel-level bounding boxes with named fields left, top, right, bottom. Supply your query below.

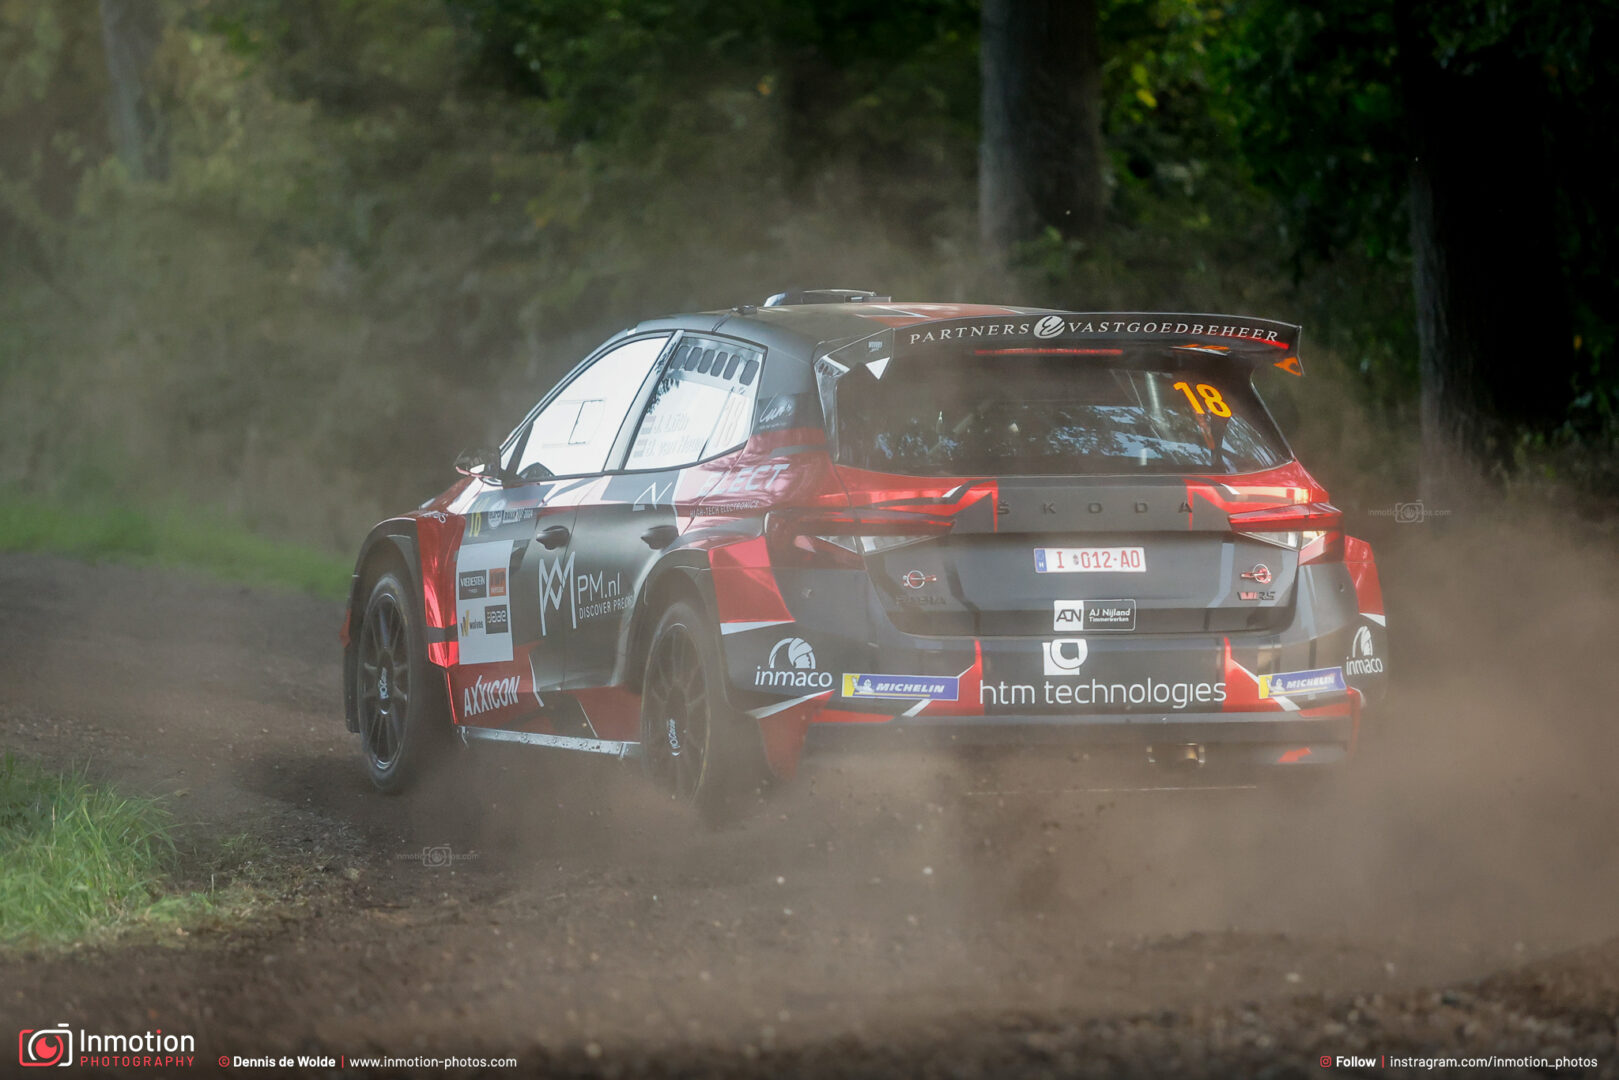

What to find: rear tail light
left=765, top=508, right=952, bottom=569
left=1227, top=502, right=1343, bottom=564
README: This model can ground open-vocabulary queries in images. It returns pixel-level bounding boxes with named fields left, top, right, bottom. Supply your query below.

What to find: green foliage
left=0, top=0, right=1615, bottom=553
left=0, top=491, right=351, bottom=599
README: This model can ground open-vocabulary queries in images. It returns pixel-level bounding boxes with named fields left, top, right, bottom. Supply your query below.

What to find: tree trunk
left=1401, top=30, right=1570, bottom=501
left=979, top=0, right=1105, bottom=261
left=98, top=0, right=165, bottom=181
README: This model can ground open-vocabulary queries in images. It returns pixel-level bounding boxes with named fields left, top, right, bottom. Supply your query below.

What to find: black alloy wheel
left=356, top=569, right=445, bottom=792
left=640, top=601, right=768, bottom=821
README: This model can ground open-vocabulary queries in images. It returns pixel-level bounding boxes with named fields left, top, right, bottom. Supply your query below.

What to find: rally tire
left=640, top=600, right=769, bottom=823
left=355, top=569, right=450, bottom=793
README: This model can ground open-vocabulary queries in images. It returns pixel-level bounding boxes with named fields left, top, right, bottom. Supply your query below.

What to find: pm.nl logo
left=19, top=1024, right=71, bottom=1067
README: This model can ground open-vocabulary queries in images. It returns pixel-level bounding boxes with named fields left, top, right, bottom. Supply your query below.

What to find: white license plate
left=1034, top=546, right=1146, bottom=573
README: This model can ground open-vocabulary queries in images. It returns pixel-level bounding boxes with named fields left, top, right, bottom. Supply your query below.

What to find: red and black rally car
left=341, top=292, right=1388, bottom=813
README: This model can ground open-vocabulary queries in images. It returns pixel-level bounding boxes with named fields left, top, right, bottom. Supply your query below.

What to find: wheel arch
left=344, top=520, right=422, bottom=732
left=621, top=556, right=718, bottom=697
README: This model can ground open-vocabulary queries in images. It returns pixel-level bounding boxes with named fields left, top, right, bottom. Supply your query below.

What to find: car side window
left=623, top=337, right=764, bottom=470
left=511, top=335, right=670, bottom=479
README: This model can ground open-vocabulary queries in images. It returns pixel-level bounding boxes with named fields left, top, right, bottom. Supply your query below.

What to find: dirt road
left=3, top=511, right=1618, bottom=1077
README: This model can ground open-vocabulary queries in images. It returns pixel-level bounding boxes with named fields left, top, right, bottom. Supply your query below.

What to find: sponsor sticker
left=454, top=542, right=516, bottom=664
left=1258, top=667, right=1347, bottom=699
left=754, top=637, right=834, bottom=690
left=841, top=673, right=959, bottom=701
left=1053, top=599, right=1084, bottom=630
left=458, top=569, right=488, bottom=600
left=461, top=673, right=521, bottom=718
left=1344, top=624, right=1385, bottom=676
left=1083, top=599, right=1135, bottom=631
left=1042, top=638, right=1089, bottom=676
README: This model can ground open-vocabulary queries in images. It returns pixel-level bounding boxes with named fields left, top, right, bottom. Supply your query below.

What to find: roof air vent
left=762, top=289, right=890, bottom=307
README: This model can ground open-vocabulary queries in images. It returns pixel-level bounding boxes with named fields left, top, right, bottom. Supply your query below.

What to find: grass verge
left=0, top=755, right=304, bottom=948
left=0, top=490, right=349, bottom=599
left=0, top=754, right=202, bottom=945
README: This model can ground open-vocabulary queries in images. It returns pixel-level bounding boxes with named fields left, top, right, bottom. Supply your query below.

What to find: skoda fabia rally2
left=340, top=295, right=1389, bottom=815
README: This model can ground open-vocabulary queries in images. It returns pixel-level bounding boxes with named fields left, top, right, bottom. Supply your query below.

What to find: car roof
left=630, top=302, right=1305, bottom=378
left=636, top=302, right=1055, bottom=356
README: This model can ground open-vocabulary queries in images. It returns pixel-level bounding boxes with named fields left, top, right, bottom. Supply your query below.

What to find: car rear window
left=833, top=353, right=1290, bottom=476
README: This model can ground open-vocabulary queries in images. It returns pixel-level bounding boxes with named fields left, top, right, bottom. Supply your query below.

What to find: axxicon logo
left=754, top=637, right=833, bottom=689
left=462, top=673, right=521, bottom=717
left=19, top=1024, right=71, bottom=1067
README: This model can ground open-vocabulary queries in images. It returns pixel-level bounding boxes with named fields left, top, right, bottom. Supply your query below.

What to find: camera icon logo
left=421, top=845, right=453, bottom=868
left=18, top=1024, right=72, bottom=1067
left=1393, top=501, right=1426, bottom=524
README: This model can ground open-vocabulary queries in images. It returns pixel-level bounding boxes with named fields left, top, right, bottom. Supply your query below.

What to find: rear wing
left=816, top=311, right=1305, bottom=381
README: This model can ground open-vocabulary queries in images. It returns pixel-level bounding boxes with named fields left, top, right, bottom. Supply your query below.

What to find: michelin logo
left=1258, top=667, right=1347, bottom=699
left=842, top=673, right=959, bottom=701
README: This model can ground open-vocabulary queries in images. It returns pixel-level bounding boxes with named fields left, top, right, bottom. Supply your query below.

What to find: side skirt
left=457, top=724, right=641, bottom=760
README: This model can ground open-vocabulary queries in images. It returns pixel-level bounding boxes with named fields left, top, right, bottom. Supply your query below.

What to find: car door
left=564, top=333, right=765, bottom=692
left=448, top=334, right=669, bottom=728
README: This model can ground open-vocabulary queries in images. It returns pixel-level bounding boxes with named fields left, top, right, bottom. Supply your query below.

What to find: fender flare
left=618, top=551, right=721, bottom=695
left=343, top=520, right=422, bottom=732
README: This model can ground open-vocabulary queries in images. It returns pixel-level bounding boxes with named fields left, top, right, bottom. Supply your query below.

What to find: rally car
left=341, top=292, right=1388, bottom=813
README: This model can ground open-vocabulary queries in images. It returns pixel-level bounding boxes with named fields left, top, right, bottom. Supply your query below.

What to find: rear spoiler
left=817, top=311, right=1305, bottom=380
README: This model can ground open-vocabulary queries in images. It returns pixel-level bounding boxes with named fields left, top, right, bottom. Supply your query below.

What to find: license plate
left=1034, top=546, right=1146, bottom=573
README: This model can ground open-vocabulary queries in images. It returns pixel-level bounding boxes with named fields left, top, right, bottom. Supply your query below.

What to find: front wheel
left=640, top=600, right=769, bottom=822
left=355, top=569, right=449, bottom=793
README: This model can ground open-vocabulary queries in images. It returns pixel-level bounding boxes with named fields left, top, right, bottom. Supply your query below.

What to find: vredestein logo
left=463, top=674, right=521, bottom=717
left=1344, top=625, right=1384, bottom=675
left=754, top=637, right=833, bottom=689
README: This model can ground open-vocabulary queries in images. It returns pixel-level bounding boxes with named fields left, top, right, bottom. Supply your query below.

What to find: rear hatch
left=817, top=318, right=1328, bottom=638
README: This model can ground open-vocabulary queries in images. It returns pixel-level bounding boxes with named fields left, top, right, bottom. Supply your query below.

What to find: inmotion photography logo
left=1370, top=499, right=1452, bottom=524
left=19, top=1022, right=196, bottom=1068
left=18, top=1023, right=70, bottom=1067
left=395, top=844, right=479, bottom=868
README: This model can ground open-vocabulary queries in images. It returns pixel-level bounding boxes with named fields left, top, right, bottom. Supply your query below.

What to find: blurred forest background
left=2, top=0, right=1615, bottom=552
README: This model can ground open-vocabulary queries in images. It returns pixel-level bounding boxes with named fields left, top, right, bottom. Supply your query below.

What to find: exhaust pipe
left=1147, top=743, right=1205, bottom=767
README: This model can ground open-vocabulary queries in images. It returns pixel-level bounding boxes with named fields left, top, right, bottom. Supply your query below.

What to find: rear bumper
left=796, top=708, right=1354, bottom=769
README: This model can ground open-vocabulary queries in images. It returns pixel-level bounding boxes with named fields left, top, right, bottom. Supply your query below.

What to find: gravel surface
left=2, top=513, right=1616, bottom=1077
